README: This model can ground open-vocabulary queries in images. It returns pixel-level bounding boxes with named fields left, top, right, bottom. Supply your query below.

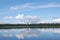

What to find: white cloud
left=10, top=3, right=60, bottom=11
left=2, top=14, right=41, bottom=24
left=4, top=16, right=13, bottom=19
left=10, top=7, right=18, bottom=10
left=38, top=3, right=60, bottom=8
left=15, top=14, right=41, bottom=24
left=45, top=18, right=60, bottom=23
left=16, top=14, right=24, bottom=20
left=40, top=18, right=60, bottom=23
left=3, top=14, right=60, bottom=24
left=10, top=3, right=34, bottom=10
left=52, top=18, right=60, bottom=23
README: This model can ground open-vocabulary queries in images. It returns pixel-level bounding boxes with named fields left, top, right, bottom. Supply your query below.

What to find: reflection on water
left=0, top=28, right=60, bottom=40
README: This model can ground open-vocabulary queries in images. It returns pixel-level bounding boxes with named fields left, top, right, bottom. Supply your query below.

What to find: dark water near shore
left=0, top=28, right=60, bottom=40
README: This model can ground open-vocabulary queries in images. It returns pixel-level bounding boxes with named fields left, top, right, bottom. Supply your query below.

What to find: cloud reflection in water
left=0, top=28, right=41, bottom=39
left=0, top=28, right=60, bottom=39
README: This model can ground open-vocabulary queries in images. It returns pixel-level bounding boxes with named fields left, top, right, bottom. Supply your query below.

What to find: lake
left=0, top=28, right=60, bottom=40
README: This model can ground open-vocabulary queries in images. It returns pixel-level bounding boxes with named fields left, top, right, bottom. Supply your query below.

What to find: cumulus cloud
left=45, top=18, right=60, bottom=23
left=15, top=14, right=41, bottom=24
left=40, top=17, right=60, bottom=23
left=16, top=14, right=24, bottom=20
left=3, top=14, right=41, bottom=24
left=3, top=14, right=60, bottom=24
left=10, top=3, right=60, bottom=11
left=52, top=18, right=60, bottom=23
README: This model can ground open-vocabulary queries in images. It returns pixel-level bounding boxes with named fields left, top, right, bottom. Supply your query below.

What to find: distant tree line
left=0, top=23, right=60, bottom=29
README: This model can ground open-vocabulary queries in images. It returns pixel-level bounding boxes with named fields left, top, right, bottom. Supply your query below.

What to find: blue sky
left=0, top=0, right=60, bottom=24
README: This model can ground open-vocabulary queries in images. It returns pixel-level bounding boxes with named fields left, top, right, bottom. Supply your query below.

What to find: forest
left=0, top=23, right=60, bottom=29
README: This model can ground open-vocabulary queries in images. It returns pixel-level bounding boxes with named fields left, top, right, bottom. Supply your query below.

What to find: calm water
left=0, top=28, right=60, bottom=40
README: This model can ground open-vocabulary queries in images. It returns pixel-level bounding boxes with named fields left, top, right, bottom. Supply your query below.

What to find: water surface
left=0, top=28, right=60, bottom=40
